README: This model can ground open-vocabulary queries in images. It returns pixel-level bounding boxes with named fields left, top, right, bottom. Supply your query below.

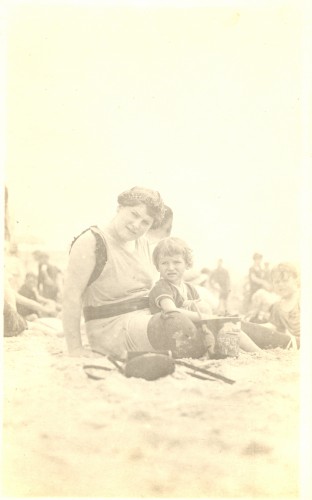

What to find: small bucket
left=216, top=326, right=240, bottom=358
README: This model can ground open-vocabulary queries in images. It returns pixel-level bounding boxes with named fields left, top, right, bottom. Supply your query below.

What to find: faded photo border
left=1, top=0, right=312, bottom=499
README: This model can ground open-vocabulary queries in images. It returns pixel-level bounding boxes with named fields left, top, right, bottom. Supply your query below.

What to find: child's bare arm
left=158, top=297, right=213, bottom=322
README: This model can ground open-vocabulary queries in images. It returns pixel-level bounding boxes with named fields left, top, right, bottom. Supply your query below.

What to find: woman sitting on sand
left=62, top=187, right=262, bottom=358
left=63, top=186, right=205, bottom=359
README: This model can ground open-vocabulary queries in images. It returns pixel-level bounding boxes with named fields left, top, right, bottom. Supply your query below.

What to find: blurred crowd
left=184, top=252, right=292, bottom=318
left=4, top=243, right=63, bottom=335
left=184, top=251, right=300, bottom=346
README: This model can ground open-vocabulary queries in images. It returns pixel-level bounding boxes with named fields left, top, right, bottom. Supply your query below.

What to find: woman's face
left=114, top=203, right=154, bottom=242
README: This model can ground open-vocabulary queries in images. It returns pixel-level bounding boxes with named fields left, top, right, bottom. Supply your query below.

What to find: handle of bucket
left=192, top=300, right=211, bottom=335
left=192, top=300, right=203, bottom=320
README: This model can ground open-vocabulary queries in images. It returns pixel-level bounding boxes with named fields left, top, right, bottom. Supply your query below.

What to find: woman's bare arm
left=62, top=231, right=96, bottom=356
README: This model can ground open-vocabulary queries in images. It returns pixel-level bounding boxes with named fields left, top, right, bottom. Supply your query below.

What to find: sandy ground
left=2, top=326, right=300, bottom=499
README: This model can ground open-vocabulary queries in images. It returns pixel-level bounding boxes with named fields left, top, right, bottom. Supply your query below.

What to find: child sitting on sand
left=149, top=237, right=213, bottom=321
left=149, top=237, right=262, bottom=355
left=149, top=237, right=215, bottom=356
left=269, top=262, right=300, bottom=347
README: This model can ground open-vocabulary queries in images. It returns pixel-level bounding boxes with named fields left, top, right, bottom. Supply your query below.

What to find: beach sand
left=2, top=328, right=299, bottom=498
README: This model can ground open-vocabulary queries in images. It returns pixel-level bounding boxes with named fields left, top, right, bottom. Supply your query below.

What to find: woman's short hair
left=117, top=186, right=165, bottom=228
left=271, top=262, right=300, bottom=284
left=152, top=237, right=193, bottom=270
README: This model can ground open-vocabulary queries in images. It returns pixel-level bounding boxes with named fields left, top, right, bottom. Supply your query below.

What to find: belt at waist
left=83, top=296, right=150, bottom=322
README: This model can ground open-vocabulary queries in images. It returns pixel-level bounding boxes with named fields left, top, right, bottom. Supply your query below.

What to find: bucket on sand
left=215, top=322, right=240, bottom=357
left=199, top=316, right=241, bottom=358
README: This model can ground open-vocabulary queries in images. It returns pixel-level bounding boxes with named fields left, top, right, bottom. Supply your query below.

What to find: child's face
left=272, top=273, right=298, bottom=298
left=158, top=253, right=187, bottom=285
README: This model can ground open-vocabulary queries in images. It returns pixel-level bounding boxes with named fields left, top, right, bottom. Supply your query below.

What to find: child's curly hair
left=117, top=186, right=165, bottom=229
left=271, top=262, right=300, bottom=285
left=152, top=237, right=193, bottom=270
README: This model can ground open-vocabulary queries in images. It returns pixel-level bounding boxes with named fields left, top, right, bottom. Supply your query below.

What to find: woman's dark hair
left=117, top=186, right=165, bottom=228
left=152, top=237, right=193, bottom=270
left=149, top=205, right=173, bottom=232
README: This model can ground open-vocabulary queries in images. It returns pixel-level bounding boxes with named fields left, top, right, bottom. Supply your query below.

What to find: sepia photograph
left=2, top=0, right=311, bottom=498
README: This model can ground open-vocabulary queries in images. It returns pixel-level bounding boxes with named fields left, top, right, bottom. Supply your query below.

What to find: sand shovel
left=175, top=360, right=236, bottom=384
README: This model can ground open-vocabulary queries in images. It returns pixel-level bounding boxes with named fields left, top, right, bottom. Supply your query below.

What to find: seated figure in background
left=269, top=262, right=300, bottom=346
left=3, top=279, right=28, bottom=337
left=33, top=251, right=63, bottom=302
left=244, top=288, right=279, bottom=324
left=17, top=272, right=61, bottom=320
left=242, top=262, right=300, bottom=349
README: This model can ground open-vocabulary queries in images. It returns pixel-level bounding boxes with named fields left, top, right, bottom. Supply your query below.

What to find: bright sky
left=3, top=0, right=303, bottom=274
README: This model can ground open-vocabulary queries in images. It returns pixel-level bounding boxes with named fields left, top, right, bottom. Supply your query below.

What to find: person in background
left=244, top=288, right=279, bottom=324
left=17, top=272, right=60, bottom=320
left=248, top=253, right=271, bottom=301
left=3, top=275, right=58, bottom=336
left=184, top=267, right=219, bottom=313
left=3, top=187, right=59, bottom=334
left=241, top=262, right=300, bottom=350
left=264, top=262, right=271, bottom=283
left=3, top=279, right=28, bottom=337
left=209, top=259, right=231, bottom=315
left=33, top=251, right=63, bottom=302
left=269, top=262, right=300, bottom=346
